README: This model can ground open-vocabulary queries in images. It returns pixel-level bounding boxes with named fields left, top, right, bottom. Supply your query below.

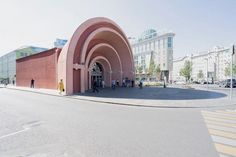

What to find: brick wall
left=16, top=48, right=61, bottom=89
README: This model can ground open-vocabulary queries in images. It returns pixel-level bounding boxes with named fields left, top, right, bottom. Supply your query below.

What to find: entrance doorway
left=91, top=62, right=103, bottom=87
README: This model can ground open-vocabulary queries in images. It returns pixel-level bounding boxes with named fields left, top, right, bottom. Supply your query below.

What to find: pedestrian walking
left=139, top=80, right=143, bottom=89
left=122, top=79, right=126, bottom=87
left=112, top=80, right=116, bottom=89
left=30, top=78, right=35, bottom=88
left=131, top=79, right=134, bottom=87
left=58, top=79, right=64, bottom=94
left=127, top=79, right=130, bottom=88
left=116, top=79, right=120, bottom=87
left=93, top=80, right=99, bottom=93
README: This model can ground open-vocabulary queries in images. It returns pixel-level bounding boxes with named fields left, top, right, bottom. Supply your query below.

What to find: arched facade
left=58, top=17, right=135, bottom=94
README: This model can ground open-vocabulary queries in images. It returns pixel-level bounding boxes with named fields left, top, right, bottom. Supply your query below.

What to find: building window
left=168, top=37, right=172, bottom=48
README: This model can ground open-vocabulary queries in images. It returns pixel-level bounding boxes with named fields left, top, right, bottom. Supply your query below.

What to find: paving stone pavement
left=3, top=84, right=236, bottom=108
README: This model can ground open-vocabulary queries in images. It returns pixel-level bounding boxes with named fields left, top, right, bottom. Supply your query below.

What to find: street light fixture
left=204, top=52, right=211, bottom=90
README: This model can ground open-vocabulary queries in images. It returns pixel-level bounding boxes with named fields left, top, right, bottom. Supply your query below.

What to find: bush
left=143, top=81, right=163, bottom=87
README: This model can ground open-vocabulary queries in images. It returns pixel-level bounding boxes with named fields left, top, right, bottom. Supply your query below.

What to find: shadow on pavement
left=76, top=87, right=227, bottom=100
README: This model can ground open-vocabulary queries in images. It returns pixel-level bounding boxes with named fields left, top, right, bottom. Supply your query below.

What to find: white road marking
left=0, top=121, right=42, bottom=141
left=212, top=135, right=236, bottom=147
left=205, top=117, right=236, bottom=124
left=219, top=153, right=231, bottom=157
left=0, top=127, right=30, bottom=140
left=207, top=124, right=236, bottom=133
left=226, top=109, right=236, bottom=112
left=202, top=111, right=236, bottom=118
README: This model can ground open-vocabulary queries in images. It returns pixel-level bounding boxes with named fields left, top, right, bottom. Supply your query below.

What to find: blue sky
left=0, top=0, right=235, bottom=58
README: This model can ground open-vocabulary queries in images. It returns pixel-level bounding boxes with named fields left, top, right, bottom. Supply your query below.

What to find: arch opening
left=87, top=56, right=112, bottom=90
left=57, top=17, right=135, bottom=94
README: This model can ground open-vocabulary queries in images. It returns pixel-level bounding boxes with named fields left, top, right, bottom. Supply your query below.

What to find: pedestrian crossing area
left=201, top=109, right=236, bottom=157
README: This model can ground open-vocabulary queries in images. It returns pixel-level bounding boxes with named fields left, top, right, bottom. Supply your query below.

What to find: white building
left=172, top=46, right=236, bottom=82
left=130, top=29, right=175, bottom=81
left=0, top=46, right=48, bottom=84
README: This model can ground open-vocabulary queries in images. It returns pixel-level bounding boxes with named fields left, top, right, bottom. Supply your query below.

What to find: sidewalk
left=3, top=84, right=236, bottom=108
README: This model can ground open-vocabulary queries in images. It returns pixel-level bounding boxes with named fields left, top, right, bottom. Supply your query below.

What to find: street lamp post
left=206, top=57, right=209, bottom=90
left=230, top=45, right=234, bottom=100
left=204, top=53, right=209, bottom=90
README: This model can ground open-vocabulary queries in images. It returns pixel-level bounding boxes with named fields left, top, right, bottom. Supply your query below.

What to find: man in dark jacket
left=93, top=80, right=99, bottom=93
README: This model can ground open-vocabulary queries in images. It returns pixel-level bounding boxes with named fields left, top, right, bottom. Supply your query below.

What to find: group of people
left=122, top=78, right=135, bottom=88
left=92, top=78, right=139, bottom=93
left=30, top=78, right=143, bottom=95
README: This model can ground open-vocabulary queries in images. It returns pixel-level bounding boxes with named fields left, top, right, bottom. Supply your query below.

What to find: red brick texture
left=16, top=48, right=61, bottom=89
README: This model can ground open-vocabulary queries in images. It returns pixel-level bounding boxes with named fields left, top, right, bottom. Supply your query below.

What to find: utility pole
left=204, top=57, right=208, bottom=90
left=205, top=51, right=210, bottom=90
left=230, top=45, right=234, bottom=100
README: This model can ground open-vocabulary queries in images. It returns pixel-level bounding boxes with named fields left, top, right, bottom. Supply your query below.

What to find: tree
left=155, top=65, right=161, bottom=80
left=135, top=66, right=138, bottom=74
left=197, top=70, right=204, bottom=80
left=148, top=58, right=156, bottom=76
left=225, top=66, right=230, bottom=77
left=138, top=66, right=143, bottom=74
left=180, top=60, right=192, bottom=82
left=225, top=64, right=236, bottom=77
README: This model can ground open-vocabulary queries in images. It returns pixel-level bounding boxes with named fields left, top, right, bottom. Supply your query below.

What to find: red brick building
left=16, top=48, right=61, bottom=89
left=16, top=17, right=135, bottom=94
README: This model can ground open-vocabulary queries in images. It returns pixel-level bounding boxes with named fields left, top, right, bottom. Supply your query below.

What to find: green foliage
left=180, top=60, right=192, bottom=81
left=148, top=58, right=156, bottom=75
left=138, top=66, right=143, bottom=74
left=225, top=67, right=230, bottom=77
left=155, top=65, right=161, bottom=75
left=143, top=81, right=163, bottom=86
left=135, top=66, right=143, bottom=74
left=197, top=70, right=204, bottom=79
left=154, top=65, right=161, bottom=80
left=225, top=64, right=236, bottom=76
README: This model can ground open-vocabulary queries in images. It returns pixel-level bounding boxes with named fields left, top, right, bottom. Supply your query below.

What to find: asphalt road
left=0, top=88, right=234, bottom=157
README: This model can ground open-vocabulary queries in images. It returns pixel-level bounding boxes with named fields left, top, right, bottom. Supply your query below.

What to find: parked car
left=192, top=81, right=200, bottom=84
left=219, top=79, right=236, bottom=88
left=218, top=80, right=226, bottom=87
left=201, top=81, right=212, bottom=85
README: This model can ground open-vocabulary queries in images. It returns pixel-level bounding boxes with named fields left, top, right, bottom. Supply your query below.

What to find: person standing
left=93, top=80, right=99, bottom=93
left=116, top=79, right=120, bottom=87
left=30, top=78, right=35, bottom=88
left=112, top=80, right=116, bottom=89
left=131, top=79, right=134, bottom=88
left=139, top=80, right=143, bottom=89
left=122, top=79, right=126, bottom=87
left=58, top=79, right=64, bottom=94
left=102, top=80, right=105, bottom=88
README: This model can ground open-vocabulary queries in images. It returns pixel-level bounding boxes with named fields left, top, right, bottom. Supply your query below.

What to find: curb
left=4, top=87, right=236, bottom=109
